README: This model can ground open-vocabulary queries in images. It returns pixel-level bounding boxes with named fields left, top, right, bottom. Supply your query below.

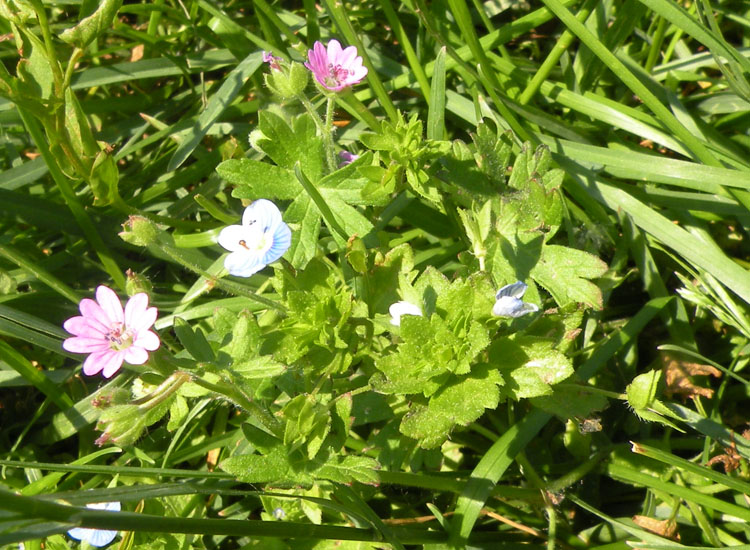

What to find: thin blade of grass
left=167, top=51, right=262, bottom=171
left=0, top=340, right=73, bottom=410
left=426, top=47, right=446, bottom=141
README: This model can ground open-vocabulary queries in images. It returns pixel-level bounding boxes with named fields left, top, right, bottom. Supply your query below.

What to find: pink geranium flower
left=304, top=39, right=368, bottom=92
left=63, top=286, right=160, bottom=378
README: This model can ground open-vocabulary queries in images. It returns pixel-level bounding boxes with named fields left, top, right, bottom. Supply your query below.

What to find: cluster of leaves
left=197, top=107, right=611, bottom=464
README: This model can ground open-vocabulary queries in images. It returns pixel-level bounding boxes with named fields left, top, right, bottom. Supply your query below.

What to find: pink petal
left=63, top=316, right=106, bottom=337
left=349, top=65, right=368, bottom=83
left=327, top=39, right=343, bottom=63
left=134, top=330, right=160, bottom=351
left=63, top=336, right=110, bottom=353
left=124, top=346, right=148, bottom=365
left=83, top=350, right=115, bottom=376
left=101, top=351, right=126, bottom=378
left=125, top=293, right=157, bottom=332
left=339, top=46, right=358, bottom=68
left=313, top=41, right=327, bottom=63
left=96, top=286, right=124, bottom=324
left=130, top=306, right=157, bottom=333
left=79, top=298, right=112, bottom=331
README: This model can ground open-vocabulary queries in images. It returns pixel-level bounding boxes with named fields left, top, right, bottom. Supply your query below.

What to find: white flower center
left=107, top=322, right=133, bottom=351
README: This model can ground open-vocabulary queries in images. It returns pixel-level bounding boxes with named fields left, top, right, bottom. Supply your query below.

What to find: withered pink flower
left=304, top=39, right=368, bottom=92
left=63, top=286, right=160, bottom=378
left=338, top=150, right=359, bottom=168
left=262, top=51, right=282, bottom=71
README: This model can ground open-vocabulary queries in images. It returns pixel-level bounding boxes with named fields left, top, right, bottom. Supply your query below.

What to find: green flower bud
left=125, top=269, right=153, bottom=296
left=264, top=61, right=309, bottom=99
left=119, top=215, right=158, bottom=246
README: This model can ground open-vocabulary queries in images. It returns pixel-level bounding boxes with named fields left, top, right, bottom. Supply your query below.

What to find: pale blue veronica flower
left=492, top=281, right=539, bottom=318
left=389, top=301, right=423, bottom=326
left=218, top=199, right=292, bottom=277
left=67, top=501, right=121, bottom=547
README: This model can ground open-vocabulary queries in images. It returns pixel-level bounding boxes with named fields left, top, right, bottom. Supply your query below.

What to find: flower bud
left=94, top=372, right=190, bottom=446
left=264, top=61, right=309, bottom=99
left=95, top=404, right=146, bottom=447
left=125, top=269, right=153, bottom=296
left=119, top=215, right=158, bottom=246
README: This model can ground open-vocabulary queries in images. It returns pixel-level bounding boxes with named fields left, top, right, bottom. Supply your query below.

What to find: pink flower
left=304, top=39, right=368, bottom=92
left=338, top=150, right=359, bottom=168
left=63, top=286, right=160, bottom=378
left=262, top=51, right=282, bottom=71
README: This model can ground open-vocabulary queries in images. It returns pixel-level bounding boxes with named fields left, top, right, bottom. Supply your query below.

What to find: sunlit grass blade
left=0, top=340, right=74, bottom=411
left=540, top=0, right=720, bottom=167
left=168, top=51, right=262, bottom=171
left=427, top=46, right=446, bottom=141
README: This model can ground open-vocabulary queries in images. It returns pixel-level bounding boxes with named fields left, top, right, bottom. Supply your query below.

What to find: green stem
left=17, top=108, right=126, bottom=290
left=29, top=0, right=64, bottom=94
left=557, top=383, right=625, bottom=400
left=63, top=48, right=85, bottom=91
left=134, top=371, right=191, bottom=409
left=297, top=93, right=327, bottom=135
left=0, top=243, right=81, bottom=303
left=147, top=235, right=286, bottom=312
left=323, top=95, right=337, bottom=172
left=518, top=0, right=598, bottom=105
left=190, top=376, right=279, bottom=436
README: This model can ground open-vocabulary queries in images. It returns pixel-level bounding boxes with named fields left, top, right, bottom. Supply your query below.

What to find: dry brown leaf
left=632, top=515, right=679, bottom=540
left=660, top=351, right=721, bottom=400
left=130, top=43, right=144, bottom=62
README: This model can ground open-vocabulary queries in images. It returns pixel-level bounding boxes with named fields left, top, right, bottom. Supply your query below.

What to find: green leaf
left=531, top=383, right=608, bottom=421
left=317, top=455, right=380, bottom=485
left=490, top=335, right=574, bottom=399
left=285, top=194, right=320, bottom=269
left=220, top=447, right=311, bottom=485
left=170, top=51, right=262, bottom=171
left=218, top=158, right=300, bottom=200
left=531, top=245, right=608, bottom=308
left=426, top=46, right=447, bottom=141
left=472, top=122, right=513, bottom=187
left=173, top=318, right=215, bottom=362
left=400, top=364, right=503, bottom=449
left=59, top=0, right=123, bottom=48
left=167, top=395, right=189, bottom=432
left=256, top=111, right=323, bottom=181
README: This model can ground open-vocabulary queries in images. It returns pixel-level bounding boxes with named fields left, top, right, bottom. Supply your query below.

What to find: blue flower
left=492, top=281, right=539, bottom=318
left=67, top=501, right=120, bottom=547
left=218, top=199, right=292, bottom=277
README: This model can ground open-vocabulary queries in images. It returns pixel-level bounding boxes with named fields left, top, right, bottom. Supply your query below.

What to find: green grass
left=2, top=1, right=750, bottom=549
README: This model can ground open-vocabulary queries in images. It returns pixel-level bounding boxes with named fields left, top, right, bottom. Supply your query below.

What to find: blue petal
left=242, top=199, right=283, bottom=232
left=496, top=281, right=528, bottom=300
left=87, top=528, right=119, bottom=547
left=67, top=527, right=118, bottom=547
left=263, top=222, right=292, bottom=265
left=225, top=251, right=265, bottom=277
left=492, top=296, right=539, bottom=317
